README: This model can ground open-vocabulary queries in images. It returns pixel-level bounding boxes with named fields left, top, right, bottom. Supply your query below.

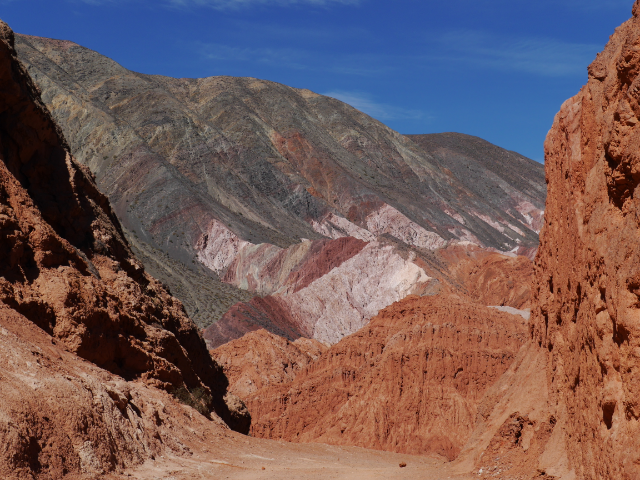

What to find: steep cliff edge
left=530, top=2, right=640, bottom=477
left=0, top=19, right=247, bottom=439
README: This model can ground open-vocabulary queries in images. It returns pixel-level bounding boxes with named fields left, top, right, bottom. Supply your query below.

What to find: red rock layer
left=211, top=329, right=328, bottom=399
left=440, top=244, right=534, bottom=310
left=0, top=21, right=246, bottom=435
left=286, top=236, right=368, bottom=293
left=203, top=296, right=303, bottom=348
left=243, top=294, right=528, bottom=461
left=531, top=3, right=640, bottom=477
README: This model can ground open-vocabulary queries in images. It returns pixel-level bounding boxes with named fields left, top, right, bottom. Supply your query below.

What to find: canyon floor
left=117, top=438, right=468, bottom=480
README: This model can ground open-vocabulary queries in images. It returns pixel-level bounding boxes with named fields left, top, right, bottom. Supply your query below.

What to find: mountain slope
left=409, top=132, right=545, bottom=237
left=15, top=35, right=544, bottom=254
left=13, top=34, right=545, bottom=345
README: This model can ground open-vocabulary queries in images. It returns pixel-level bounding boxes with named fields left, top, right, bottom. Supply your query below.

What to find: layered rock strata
left=229, top=294, right=528, bottom=461
left=203, top=239, right=436, bottom=347
left=530, top=2, right=640, bottom=477
left=13, top=34, right=546, bottom=344
left=203, top=239, right=536, bottom=348
left=409, top=132, right=546, bottom=238
left=0, top=20, right=246, bottom=433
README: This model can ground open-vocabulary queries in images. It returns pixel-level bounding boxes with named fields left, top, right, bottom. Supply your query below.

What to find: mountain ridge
left=14, top=33, right=545, bottom=346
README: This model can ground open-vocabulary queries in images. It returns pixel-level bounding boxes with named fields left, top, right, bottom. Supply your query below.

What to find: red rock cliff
left=0, top=21, right=246, bottom=433
left=531, top=2, right=640, bottom=477
left=243, top=294, right=528, bottom=461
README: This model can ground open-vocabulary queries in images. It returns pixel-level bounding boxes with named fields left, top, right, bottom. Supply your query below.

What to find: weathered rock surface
left=529, top=2, right=640, bottom=477
left=454, top=4, right=640, bottom=478
left=453, top=342, right=569, bottom=480
left=237, top=295, right=527, bottom=461
left=0, top=20, right=245, bottom=435
left=3, top=299, right=460, bottom=480
left=440, top=244, right=534, bottom=310
left=0, top=303, right=232, bottom=479
left=13, top=34, right=546, bottom=346
left=211, top=329, right=327, bottom=399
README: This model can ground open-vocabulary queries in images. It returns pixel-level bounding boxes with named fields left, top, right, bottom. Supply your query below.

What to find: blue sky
left=1, top=0, right=634, bottom=161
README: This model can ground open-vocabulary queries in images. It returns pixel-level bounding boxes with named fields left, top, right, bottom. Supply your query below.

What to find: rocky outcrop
left=13, top=34, right=546, bottom=344
left=529, top=2, right=640, bottom=477
left=0, top=21, right=246, bottom=434
left=440, top=244, right=534, bottom=310
left=239, top=294, right=528, bottom=461
left=0, top=303, right=235, bottom=479
left=211, top=329, right=327, bottom=399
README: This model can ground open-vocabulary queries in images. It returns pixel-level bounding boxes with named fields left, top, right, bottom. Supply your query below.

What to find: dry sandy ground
left=117, top=433, right=472, bottom=480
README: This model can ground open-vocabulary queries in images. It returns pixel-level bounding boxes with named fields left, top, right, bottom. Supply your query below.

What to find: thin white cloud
left=72, top=0, right=360, bottom=7
left=323, top=91, right=427, bottom=121
left=200, top=42, right=386, bottom=75
left=168, top=0, right=360, bottom=9
left=551, top=0, right=630, bottom=9
left=460, top=0, right=631, bottom=10
left=436, top=30, right=601, bottom=77
left=71, top=0, right=122, bottom=4
left=203, top=43, right=307, bottom=69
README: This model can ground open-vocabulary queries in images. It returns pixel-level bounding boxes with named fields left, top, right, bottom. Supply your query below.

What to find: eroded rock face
left=240, top=294, right=528, bottom=461
left=440, top=244, right=534, bottom=310
left=211, top=329, right=327, bottom=398
left=0, top=304, right=234, bottom=478
left=453, top=341, right=570, bottom=479
left=0, top=21, right=246, bottom=433
left=531, top=3, right=640, bottom=477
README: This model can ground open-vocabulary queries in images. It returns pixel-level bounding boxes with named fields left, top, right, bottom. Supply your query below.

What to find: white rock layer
left=275, top=242, right=432, bottom=345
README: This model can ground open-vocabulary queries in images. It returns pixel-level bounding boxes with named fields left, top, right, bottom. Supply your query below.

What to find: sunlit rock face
left=230, top=295, right=528, bottom=461
left=211, top=328, right=328, bottom=399
left=531, top=3, right=640, bottom=478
